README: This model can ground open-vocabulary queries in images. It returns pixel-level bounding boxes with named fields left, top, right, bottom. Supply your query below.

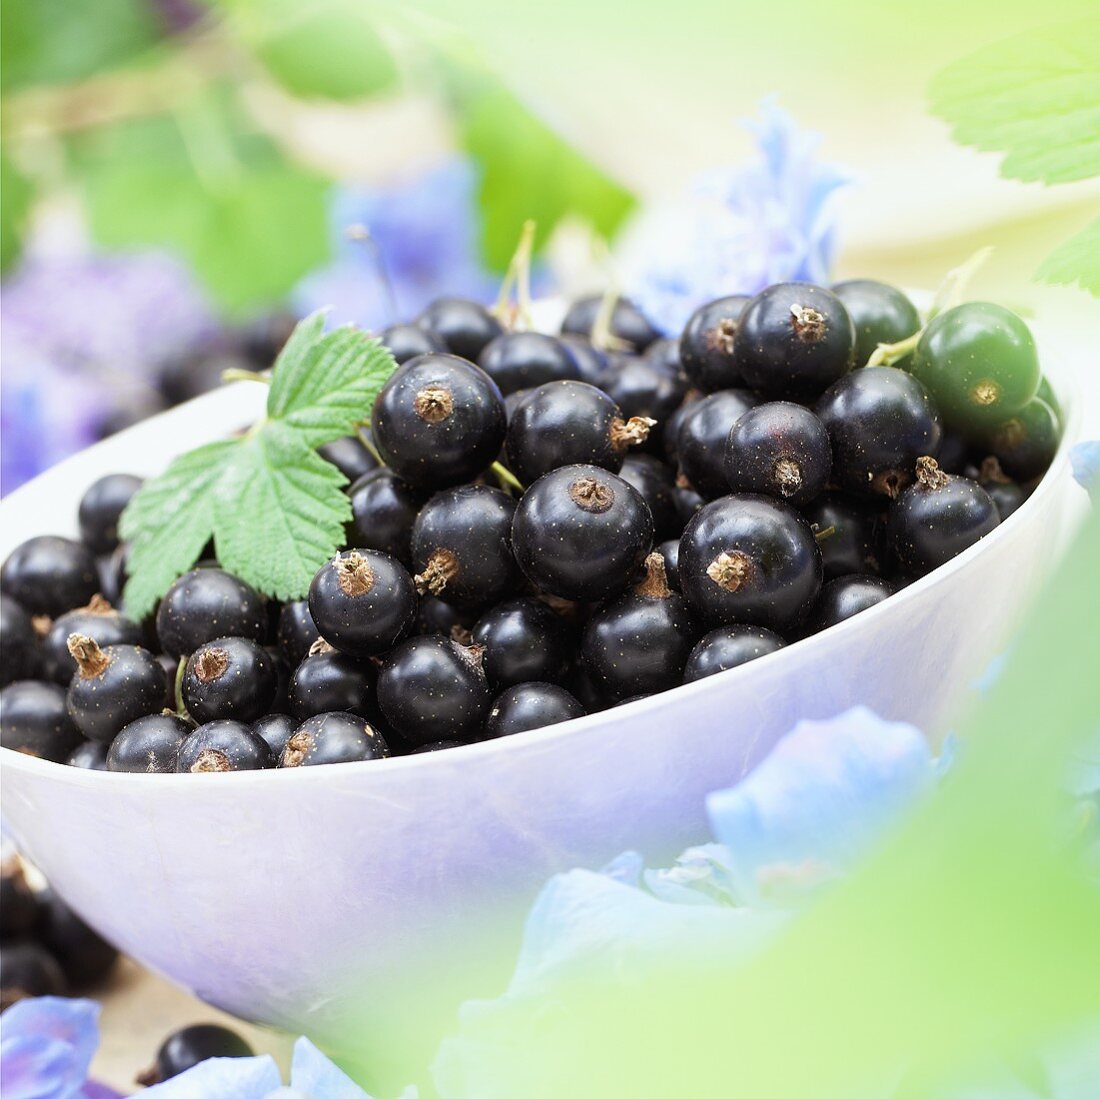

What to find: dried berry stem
left=610, top=416, right=657, bottom=453
left=636, top=552, right=672, bottom=599
left=415, top=549, right=459, bottom=596
left=66, top=633, right=109, bottom=678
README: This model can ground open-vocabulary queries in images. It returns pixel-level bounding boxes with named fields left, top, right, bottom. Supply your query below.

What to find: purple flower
left=621, top=98, right=848, bottom=335
left=1070, top=441, right=1100, bottom=500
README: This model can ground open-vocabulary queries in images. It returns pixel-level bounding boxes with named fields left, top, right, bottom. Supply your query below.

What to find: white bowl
left=0, top=348, right=1082, bottom=1088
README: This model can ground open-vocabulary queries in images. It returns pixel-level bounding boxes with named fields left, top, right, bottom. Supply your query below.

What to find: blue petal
left=1070, top=441, right=1100, bottom=500
left=706, top=706, right=936, bottom=903
left=0, top=997, right=100, bottom=1099
left=642, top=843, right=739, bottom=906
left=599, top=850, right=644, bottom=886
left=288, top=1037, right=374, bottom=1098
left=139, top=1055, right=281, bottom=1099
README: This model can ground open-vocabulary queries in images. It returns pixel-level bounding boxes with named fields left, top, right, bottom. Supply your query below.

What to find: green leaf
left=458, top=78, right=636, bottom=270
left=1036, top=214, right=1100, bottom=296
left=0, top=147, right=33, bottom=272
left=267, top=310, right=396, bottom=447
left=213, top=430, right=351, bottom=601
left=929, top=21, right=1100, bottom=185
left=120, top=439, right=239, bottom=619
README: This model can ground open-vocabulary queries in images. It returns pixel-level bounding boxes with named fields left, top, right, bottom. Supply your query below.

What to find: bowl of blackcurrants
left=0, top=282, right=1079, bottom=1074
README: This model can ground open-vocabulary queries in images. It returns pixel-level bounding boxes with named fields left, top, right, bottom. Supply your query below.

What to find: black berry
left=831, top=279, right=920, bottom=367
left=805, top=574, right=895, bottom=634
left=281, top=712, right=389, bottom=766
left=0, top=856, right=39, bottom=938
left=346, top=469, right=425, bottom=566
left=676, top=390, right=758, bottom=498
left=416, top=297, right=503, bottom=361
left=36, top=888, right=120, bottom=987
left=984, top=397, right=1059, bottom=482
left=318, top=434, right=379, bottom=482
left=560, top=294, right=660, bottom=352
left=181, top=637, right=278, bottom=724
left=176, top=719, right=272, bottom=772
left=598, top=355, right=687, bottom=448
left=414, top=596, right=477, bottom=639
left=156, top=568, right=267, bottom=659
left=288, top=645, right=377, bottom=720
left=381, top=322, right=445, bottom=364
left=0, top=595, right=42, bottom=687
left=1, top=536, right=99, bottom=618
left=66, top=636, right=167, bottom=743
left=484, top=682, right=585, bottom=738
left=251, top=713, right=297, bottom=759
left=977, top=457, right=1026, bottom=521
left=471, top=597, right=573, bottom=687
left=43, top=596, right=143, bottom=685
left=478, top=331, right=582, bottom=394
left=683, top=625, right=786, bottom=682
left=559, top=334, right=609, bottom=385
left=67, top=740, right=110, bottom=770
left=656, top=538, right=680, bottom=589
left=1, top=680, right=83, bottom=761
left=78, top=473, right=143, bottom=555
left=276, top=600, right=320, bottom=667
left=142, top=1025, right=254, bottom=1084
left=679, top=294, right=750, bottom=391
left=801, top=493, right=884, bottom=579
left=643, top=337, right=683, bottom=376
left=618, top=454, right=680, bottom=541
left=1, top=943, right=66, bottom=1010
left=107, top=713, right=191, bottom=773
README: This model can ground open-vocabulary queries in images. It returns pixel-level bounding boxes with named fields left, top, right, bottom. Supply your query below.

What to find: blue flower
left=621, top=97, right=848, bottom=335
left=293, top=158, right=498, bottom=332
left=1070, top=440, right=1100, bottom=501
left=0, top=997, right=119, bottom=1099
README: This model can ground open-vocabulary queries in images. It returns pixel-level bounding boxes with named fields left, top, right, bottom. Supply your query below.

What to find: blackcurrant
left=735, top=283, right=855, bottom=399
left=663, top=392, right=703, bottom=467
left=657, top=538, right=680, bottom=589
left=478, top=331, right=582, bottom=394
left=276, top=600, right=320, bottom=667
left=36, top=889, right=120, bottom=988
left=1, top=681, right=83, bottom=762
left=911, top=303, right=1040, bottom=433
left=381, top=322, right=446, bottom=364
left=309, top=550, right=417, bottom=657
left=805, top=574, right=895, bottom=634
left=1, top=536, right=99, bottom=618
left=724, top=402, right=832, bottom=506
left=43, top=596, right=143, bottom=685
left=471, top=597, right=573, bottom=687
left=816, top=367, right=943, bottom=498
left=318, top=434, right=379, bottom=482
left=801, top=493, right=884, bottom=579
left=935, top=431, right=972, bottom=474
left=560, top=294, right=660, bottom=352
left=831, top=279, right=920, bottom=368
left=683, top=625, right=786, bottom=682
left=511, top=464, right=654, bottom=602
left=288, top=645, right=377, bottom=720
left=643, top=337, right=683, bottom=377
left=371, top=353, right=506, bottom=489
left=251, top=713, right=297, bottom=760
left=66, top=636, right=167, bottom=742
left=67, top=740, right=110, bottom=770
left=887, top=457, right=1000, bottom=577
left=377, top=636, right=491, bottom=747
left=156, top=568, right=267, bottom=659
left=983, top=397, right=1059, bottom=482
left=0, top=856, right=38, bottom=938
left=678, top=495, right=822, bottom=631
left=78, top=473, right=144, bottom=555
left=414, top=596, right=477, bottom=639
left=484, top=682, right=585, bottom=738
left=181, top=637, right=278, bottom=724
left=598, top=355, right=688, bottom=447
left=676, top=390, right=758, bottom=499
left=106, top=713, right=191, bottom=773
left=673, top=483, right=705, bottom=526
left=581, top=552, right=698, bottom=700
left=416, top=297, right=503, bottom=361
left=1, top=943, right=66, bottom=1009
left=505, top=380, right=654, bottom=485
left=0, top=595, right=42, bottom=687
left=346, top=469, right=425, bottom=567
left=977, top=457, right=1026, bottom=520
left=176, top=719, right=272, bottom=772
left=559, top=334, right=609, bottom=385
left=281, top=712, right=389, bottom=766
left=142, top=1025, right=254, bottom=1084
left=679, top=294, right=750, bottom=392
left=618, top=454, right=680, bottom=541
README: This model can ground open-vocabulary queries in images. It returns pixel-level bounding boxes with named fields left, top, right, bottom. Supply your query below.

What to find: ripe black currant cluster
left=0, top=281, right=1060, bottom=769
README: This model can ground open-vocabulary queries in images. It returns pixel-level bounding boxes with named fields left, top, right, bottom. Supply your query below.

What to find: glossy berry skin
left=281, top=712, right=389, bottom=767
left=831, top=279, right=920, bottom=367
left=912, top=303, right=1040, bottom=433
left=559, top=335, right=609, bottom=385
left=977, top=458, right=1027, bottom=521
left=67, top=740, right=110, bottom=770
left=683, top=625, right=786, bottom=682
left=678, top=495, right=822, bottom=631
left=381, top=322, right=445, bottom=364
left=156, top=569, right=268, bottom=659
left=512, top=465, right=654, bottom=602
left=106, top=713, right=191, bottom=773
left=505, top=381, right=653, bottom=485
left=673, top=484, right=705, bottom=526
left=377, top=636, right=491, bottom=747
left=484, top=682, right=585, bottom=738
left=984, top=397, right=1059, bottom=482
left=416, top=297, right=503, bottom=361
left=147, top=1025, right=254, bottom=1083
left=176, top=719, right=272, bottom=772
left=318, top=435, right=379, bottom=482
left=581, top=553, right=698, bottom=701
left=1, top=943, right=66, bottom=1009
left=643, top=337, right=683, bottom=376
left=471, top=597, right=572, bottom=687
left=805, top=574, right=894, bottom=634
left=478, top=331, right=581, bottom=394
left=801, top=494, right=884, bottom=579
left=735, top=283, right=855, bottom=399
left=676, top=390, right=758, bottom=499
left=598, top=355, right=688, bottom=445
left=371, top=354, right=506, bottom=490
left=276, top=600, right=320, bottom=667
left=309, top=550, right=417, bottom=657
left=181, top=637, right=278, bottom=724
left=679, top=294, right=750, bottom=392
left=724, top=402, right=832, bottom=507
left=411, top=486, right=518, bottom=609
left=560, top=294, right=660, bottom=352
left=36, top=889, right=119, bottom=987
left=289, top=649, right=377, bottom=720
left=657, top=539, right=680, bottom=590
left=935, top=432, right=972, bottom=474
left=816, top=367, right=943, bottom=499
left=0, top=595, right=41, bottom=687
left=1, top=681, right=83, bottom=762
left=414, top=596, right=477, bottom=639
left=346, top=469, right=425, bottom=567
left=78, top=473, right=143, bottom=555
left=43, top=601, right=143, bottom=685
left=66, top=640, right=168, bottom=743
left=618, top=454, right=680, bottom=541
left=251, top=713, right=297, bottom=759
left=887, top=459, right=1000, bottom=577
left=1, top=536, right=99, bottom=618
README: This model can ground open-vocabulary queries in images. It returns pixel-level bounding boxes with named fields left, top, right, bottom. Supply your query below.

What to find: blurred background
left=3, top=0, right=1098, bottom=494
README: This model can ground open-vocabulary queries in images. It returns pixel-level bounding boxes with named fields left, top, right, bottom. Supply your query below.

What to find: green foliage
left=0, top=147, right=33, bottom=271
left=120, top=311, right=397, bottom=617
left=1036, top=215, right=1100, bottom=296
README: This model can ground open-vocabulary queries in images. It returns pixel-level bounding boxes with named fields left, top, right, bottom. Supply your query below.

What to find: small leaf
left=1036, top=215, right=1100, bottom=296
left=120, top=439, right=239, bottom=619
left=929, top=22, right=1100, bottom=185
left=212, top=430, right=351, bottom=601
left=267, top=311, right=397, bottom=447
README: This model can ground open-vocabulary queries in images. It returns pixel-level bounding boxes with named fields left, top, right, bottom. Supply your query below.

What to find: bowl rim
left=0, top=340, right=1083, bottom=788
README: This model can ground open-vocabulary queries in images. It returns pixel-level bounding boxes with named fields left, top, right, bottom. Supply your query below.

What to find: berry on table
left=478, top=331, right=582, bottom=394
left=471, top=597, right=573, bottom=687
left=484, top=682, right=585, bottom=738
left=511, top=464, right=654, bottom=602
left=416, top=297, right=503, bottom=361
left=0, top=595, right=42, bottom=687
left=679, top=294, right=750, bottom=392
left=288, top=644, right=377, bottom=721
left=156, top=568, right=268, bottom=659
left=1, top=943, right=67, bottom=1010
left=176, top=719, right=272, bottom=772
left=346, top=469, right=425, bottom=567
left=66, top=636, right=167, bottom=743
left=1, top=536, right=99, bottom=618
left=801, top=493, right=885, bottom=579
left=281, top=712, right=389, bottom=766
left=682, top=625, right=786, bottom=682
left=831, top=279, right=920, bottom=367
left=181, top=637, right=278, bottom=724
left=1, top=680, right=84, bottom=762
left=140, top=1025, right=254, bottom=1084
left=804, top=574, right=895, bottom=634
left=676, top=390, right=758, bottom=499
left=983, top=397, right=1059, bottom=482
left=106, top=713, right=191, bottom=773
left=78, top=473, right=144, bottom=555
left=43, top=596, right=143, bottom=685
